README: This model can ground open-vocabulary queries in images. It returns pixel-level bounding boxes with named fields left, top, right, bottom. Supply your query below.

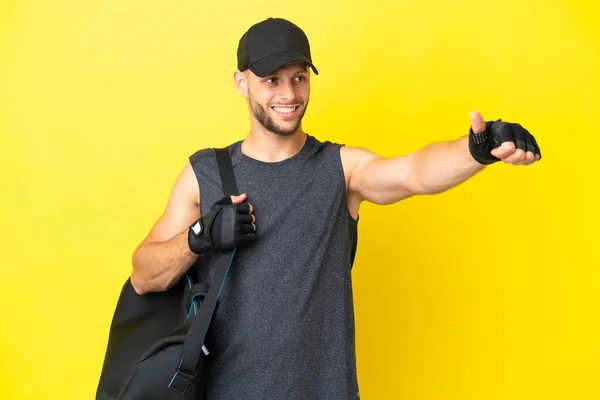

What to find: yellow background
left=1, top=0, right=598, bottom=399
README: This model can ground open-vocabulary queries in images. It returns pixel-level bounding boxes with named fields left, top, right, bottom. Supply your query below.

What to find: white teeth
left=273, top=106, right=295, bottom=114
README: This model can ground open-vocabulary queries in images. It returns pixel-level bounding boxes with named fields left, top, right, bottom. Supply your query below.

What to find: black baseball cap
left=237, top=18, right=319, bottom=78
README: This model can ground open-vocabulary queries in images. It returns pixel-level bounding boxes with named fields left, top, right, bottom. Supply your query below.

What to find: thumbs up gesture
left=468, top=111, right=542, bottom=166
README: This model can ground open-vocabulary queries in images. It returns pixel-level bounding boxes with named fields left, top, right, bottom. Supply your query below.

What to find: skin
left=130, top=61, right=541, bottom=295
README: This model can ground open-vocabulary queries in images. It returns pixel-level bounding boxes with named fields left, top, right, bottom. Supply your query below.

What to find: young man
left=130, top=17, right=541, bottom=400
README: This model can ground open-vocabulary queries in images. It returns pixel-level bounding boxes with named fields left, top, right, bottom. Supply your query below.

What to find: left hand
left=469, top=111, right=542, bottom=166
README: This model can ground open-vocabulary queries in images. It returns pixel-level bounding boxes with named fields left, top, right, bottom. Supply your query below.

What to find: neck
left=241, top=123, right=307, bottom=163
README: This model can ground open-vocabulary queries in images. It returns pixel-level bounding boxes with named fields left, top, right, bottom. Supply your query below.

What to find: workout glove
left=187, top=197, right=256, bottom=254
left=469, top=119, right=542, bottom=165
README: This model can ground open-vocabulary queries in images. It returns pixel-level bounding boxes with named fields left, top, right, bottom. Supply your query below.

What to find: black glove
left=469, top=119, right=542, bottom=165
left=187, top=196, right=256, bottom=254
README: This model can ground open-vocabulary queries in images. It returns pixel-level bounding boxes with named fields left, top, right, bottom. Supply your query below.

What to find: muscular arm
left=343, top=112, right=540, bottom=210
left=343, top=135, right=484, bottom=206
left=131, top=162, right=200, bottom=295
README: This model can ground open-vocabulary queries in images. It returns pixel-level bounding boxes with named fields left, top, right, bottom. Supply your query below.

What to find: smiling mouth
left=271, top=105, right=300, bottom=118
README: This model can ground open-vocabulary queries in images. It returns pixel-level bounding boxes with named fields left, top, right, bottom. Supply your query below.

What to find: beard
left=249, top=96, right=308, bottom=136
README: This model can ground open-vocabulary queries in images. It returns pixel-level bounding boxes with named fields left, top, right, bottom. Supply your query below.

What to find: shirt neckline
left=235, top=134, right=313, bottom=168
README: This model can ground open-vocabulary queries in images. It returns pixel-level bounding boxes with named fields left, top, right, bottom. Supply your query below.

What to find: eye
left=295, top=75, right=306, bottom=82
left=265, top=77, right=278, bottom=84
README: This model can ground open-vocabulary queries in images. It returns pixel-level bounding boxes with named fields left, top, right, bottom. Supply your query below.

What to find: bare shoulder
left=339, top=146, right=383, bottom=219
left=172, top=161, right=200, bottom=206
left=141, top=161, right=200, bottom=244
left=339, top=145, right=383, bottom=192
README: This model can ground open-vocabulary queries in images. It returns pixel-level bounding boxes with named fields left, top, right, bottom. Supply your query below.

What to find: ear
left=234, top=70, right=248, bottom=98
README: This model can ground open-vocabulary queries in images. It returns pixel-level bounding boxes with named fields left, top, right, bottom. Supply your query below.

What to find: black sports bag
left=96, top=147, right=238, bottom=399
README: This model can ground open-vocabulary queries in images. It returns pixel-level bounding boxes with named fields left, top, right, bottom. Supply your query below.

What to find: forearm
left=131, top=230, right=198, bottom=294
left=409, top=135, right=485, bottom=195
left=348, top=112, right=540, bottom=206
left=351, top=136, right=485, bottom=205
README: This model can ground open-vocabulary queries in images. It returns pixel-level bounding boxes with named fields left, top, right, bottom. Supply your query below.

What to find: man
left=130, top=17, right=541, bottom=400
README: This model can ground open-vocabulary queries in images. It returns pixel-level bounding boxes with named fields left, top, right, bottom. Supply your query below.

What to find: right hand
left=187, top=193, right=256, bottom=254
left=468, top=112, right=541, bottom=165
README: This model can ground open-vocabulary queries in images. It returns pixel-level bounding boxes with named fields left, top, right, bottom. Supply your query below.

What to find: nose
left=278, top=80, right=295, bottom=102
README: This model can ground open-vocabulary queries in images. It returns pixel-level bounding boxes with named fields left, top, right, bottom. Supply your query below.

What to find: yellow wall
left=1, top=0, right=598, bottom=398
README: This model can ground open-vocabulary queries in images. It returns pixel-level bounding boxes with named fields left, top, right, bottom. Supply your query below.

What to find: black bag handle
left=169, top=147, right=239, bottom=393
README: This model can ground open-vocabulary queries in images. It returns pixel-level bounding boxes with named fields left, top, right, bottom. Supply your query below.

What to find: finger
left=236, top=202, right=251, bottom=214
left=238, top=233, right=256, bottom=247
left=469, top=110, right=486, bottom=134
left=502, top=148, right=527, bottom=164
left=522, top=151, right=536, bottom=166
left=238, top=223, right=255, bottom=234
left=230, top=193, right=247, bottom=204
left=531, top=135, right=542, bottom=160
left=512, top=124, right=527, bottom=152
left=524, top=131, right=536, bottom=154
left=491, top=141, right=516, bottom=159
left=508, top=125, right=527, bottom=165
left=494, top=122, right=516, bottom=146
left=237, top=214, right=253, bottom=224
left=517, top=125, right=542, bottom=163
left=525, top=142, right=535, bottom=154
left=213, top=196, right=233, bottom=207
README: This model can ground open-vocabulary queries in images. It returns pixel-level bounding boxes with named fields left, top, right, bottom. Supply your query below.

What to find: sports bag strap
left=215, top=147, right=239, bottom=196
left=169, top=147, right=239, bottom=392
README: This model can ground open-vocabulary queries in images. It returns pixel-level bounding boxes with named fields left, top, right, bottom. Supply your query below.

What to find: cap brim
left=248, top=52, right=319, bottom=77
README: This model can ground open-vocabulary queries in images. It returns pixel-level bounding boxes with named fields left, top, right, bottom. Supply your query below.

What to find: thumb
left=230, top=193, right=248, bottom=204
left=470, top=110, right=486, bottom=134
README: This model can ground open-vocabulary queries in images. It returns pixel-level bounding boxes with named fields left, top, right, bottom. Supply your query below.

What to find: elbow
left=130, top=248, right=157, bottom=295
left=130, top=248, right=148, bottom=295
left=129, top=243, right=180, bottom=294
left=130, top=268, right=170, bottom=295
left=130, top=263, right=151, bottom=295
left=130, top=273, right=149, bottom=295
left=130, top=264, right=172, bottom=295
